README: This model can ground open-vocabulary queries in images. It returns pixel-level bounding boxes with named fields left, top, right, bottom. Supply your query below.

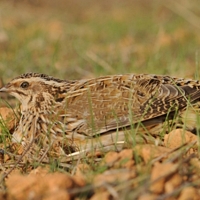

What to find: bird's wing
left=62, top=74, right=200, bottom=136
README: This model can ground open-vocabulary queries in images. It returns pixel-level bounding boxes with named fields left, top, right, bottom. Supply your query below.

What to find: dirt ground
left=0, top=106, right=199, bottom=200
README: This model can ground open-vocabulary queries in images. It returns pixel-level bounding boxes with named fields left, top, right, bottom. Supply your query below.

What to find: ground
left=0, top=0, right=200, bottom=199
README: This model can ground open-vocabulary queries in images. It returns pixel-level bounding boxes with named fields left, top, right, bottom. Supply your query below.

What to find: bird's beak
left=0, top=86, right=8, bottom=93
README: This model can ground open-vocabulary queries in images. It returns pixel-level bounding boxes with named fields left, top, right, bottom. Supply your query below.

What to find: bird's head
left=0, top=73, right=71, bottom=111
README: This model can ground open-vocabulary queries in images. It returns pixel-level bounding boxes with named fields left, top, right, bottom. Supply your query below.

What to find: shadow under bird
left=0, top=72, right=200, bottom=161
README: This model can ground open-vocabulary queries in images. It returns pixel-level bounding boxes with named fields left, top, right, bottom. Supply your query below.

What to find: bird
left=0, top=72, right=200, bottom=162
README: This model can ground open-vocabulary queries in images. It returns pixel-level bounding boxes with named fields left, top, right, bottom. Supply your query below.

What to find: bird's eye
left=20, top=82, right=29, bottom=89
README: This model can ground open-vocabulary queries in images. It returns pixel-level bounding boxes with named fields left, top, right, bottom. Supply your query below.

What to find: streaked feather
left=1, top=73, right=200, bottom=160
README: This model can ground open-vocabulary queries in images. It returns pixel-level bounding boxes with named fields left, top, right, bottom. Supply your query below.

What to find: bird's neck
left=21, top=92, right=62, bottom=114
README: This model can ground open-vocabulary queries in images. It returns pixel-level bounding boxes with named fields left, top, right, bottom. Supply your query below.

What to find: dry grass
left=0, top=0, right=200, bottom=80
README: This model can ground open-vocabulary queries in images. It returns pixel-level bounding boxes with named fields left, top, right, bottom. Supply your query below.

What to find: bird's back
left=60, top=74, right=200, bottom=137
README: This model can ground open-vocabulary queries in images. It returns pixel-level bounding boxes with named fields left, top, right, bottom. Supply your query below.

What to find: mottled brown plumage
left=0, top=73, right=200, bottom=161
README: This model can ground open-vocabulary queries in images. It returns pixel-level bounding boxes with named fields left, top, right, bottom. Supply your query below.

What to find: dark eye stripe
left=16, top=90, right=28, bottom=96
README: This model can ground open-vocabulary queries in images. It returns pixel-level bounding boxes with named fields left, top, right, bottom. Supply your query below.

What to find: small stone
left=90, top=191, right=110, bottom=200
left=165, top=174, right=182, bottom=193
left=0, top=107, right=17, bottom=132
left=104, top=151, right=119, bottom=167
left=178, top=186, right=199, bottom=200
left=118, top=149, right=133, bottom=160
left=134, top=144, right=170, bottom=163
left=150, top=162, right=178, bottom=194
left=43, top=190, right=70, bottom=200
left=164, top=129, right=197, bottom=149
left=138, top=193, right=157, bottom=200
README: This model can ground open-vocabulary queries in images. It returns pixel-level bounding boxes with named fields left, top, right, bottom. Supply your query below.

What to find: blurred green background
left=0, top=0, right=199, bottom=81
